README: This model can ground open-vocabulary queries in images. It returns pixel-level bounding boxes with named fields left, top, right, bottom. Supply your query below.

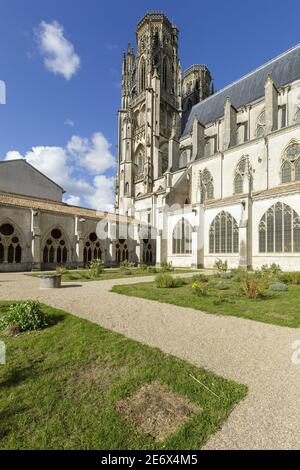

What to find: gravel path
left=0, top=271, right=300, bottom=450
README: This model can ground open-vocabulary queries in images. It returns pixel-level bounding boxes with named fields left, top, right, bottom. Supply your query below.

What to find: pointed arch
left=162, top=56, right=168, bottom=89
left=82, top=232, right=103, bottom=267
left=0, top=219, right=26, bottom=265
left=281, top=140, right=300, bottom=184
left=139, top=56, right=146, bottom=92
left=259, top=202, right=300, bottom=253
left=41, top=225, right=71, bottom=266
left=255, top=110, right=265, bottom=137
left=172, top=218, right=192, bottom=254
left=134, top=144, right=145, bottom=181
left=200, top=169, right=214, bottom=202
left=234, top=156, right=249, bottom=195
left=209, top=211, right=239, bottom=254
left=159, top=142, right=169, bottom=177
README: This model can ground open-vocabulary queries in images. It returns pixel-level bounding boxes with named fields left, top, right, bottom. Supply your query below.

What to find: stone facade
left=0, top=175, right=149, bottom=272
left=115, top=12, right=300, bottom=271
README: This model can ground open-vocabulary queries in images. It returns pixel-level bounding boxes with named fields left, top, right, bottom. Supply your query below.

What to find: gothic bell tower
left=116, top=13, right=182, bottom=214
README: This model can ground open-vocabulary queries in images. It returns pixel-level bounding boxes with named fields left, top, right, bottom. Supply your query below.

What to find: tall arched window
left=134, top=146, right=145, bottom=181
left=139, top=57, right=146, bottom=92
left=43, top=228, right=68, bottom=265
left=0, top=223, right=23, bottom=264
left=116, top=239, right=129, bottom=264
left=162, top=57, right=168, bottom=89
left=159, top=143, right=169, bottom=176
left=172, top=218, right=192, bottom=255
left=200, top=169, right=214, bottom=202
left=281, top=142, right=300, bottom=184
left=294, top=107, right=300, bottom=123
left=259, top=202, right=300, bottom=253
left=234, top=156, right=248, bottom=195
left=83, top=232, right=102, bottom=266
left=209, top=211, right=239, bottom=254
left=179, top=150, right=188, bottom=169
left=256, top=110, right=266, bottom=137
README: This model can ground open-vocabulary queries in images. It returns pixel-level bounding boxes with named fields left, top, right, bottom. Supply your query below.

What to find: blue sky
left=1, top=0, right=300, bottom=209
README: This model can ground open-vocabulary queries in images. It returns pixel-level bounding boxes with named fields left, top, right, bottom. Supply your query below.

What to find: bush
left=191, top=274, right=209, bottom=283
left=122, top=269, right=132, bottom=276
left=241, top=274, right=266, bottom=299
left=139, top=264, right=148, bottom=271
left=214, top=259, right=228, bottom=273
left=269, top=282, right=289, bottom=292
left=0, top=301, right=48, bottom=333
left=89, top=259, right=104, bottom=277
left=147, top=266, right=158, bottom=274
left=155, top=273, right=177, bottom=288
left=261, top=263, right=282, bottom=281
left=279, top=272, right=300, bottom=285
left=160, top=261, right=174, bottom=272
left=215, top=281, right=230, bottom=290
left=120, top=260, right=135, bottom=270
left=220, top=272, right=233, bottom=280
left=230, top=267, right=247, bottom=282
left=191, top=282, right=208, bottom=297
left=56, top=267, right=69, bottom=275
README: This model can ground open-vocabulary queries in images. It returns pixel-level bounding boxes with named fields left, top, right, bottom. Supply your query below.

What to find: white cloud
left=64, top=118, right=74, bottom=127
left=4, top=132, right=116, bottom=211
left=67, top=132, right=116, bottom=173
left=85, top=175, right=115, bottom=213
left=5, top=151, right=23, bottom=160
left=64, top=194, right=81, bottom=206
left=36, top=21, right=80, bottom=80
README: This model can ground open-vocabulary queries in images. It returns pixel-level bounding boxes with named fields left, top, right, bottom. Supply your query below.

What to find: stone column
left=239, top=198, right=252, bottom=269
left=31, top=210, right=41, bottom=271
left=191, top=204, right=204, bottom=268
left=107, top=220, right=117, bottom=267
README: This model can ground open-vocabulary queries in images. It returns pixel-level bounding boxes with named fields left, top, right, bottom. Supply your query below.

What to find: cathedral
left=115, top=12, right=300, bottom=271
left=1, top=11, right=300, bottom=272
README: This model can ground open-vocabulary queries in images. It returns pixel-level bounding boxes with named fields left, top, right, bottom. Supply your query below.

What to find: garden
left=0, top=300, right=246, bottom=450
left=112, top=262, right=300, bottom=328
left=30, top=260, right=199, bottom=283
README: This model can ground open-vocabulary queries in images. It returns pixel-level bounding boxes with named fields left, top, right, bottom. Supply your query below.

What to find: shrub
left=155, top=273, right=177, bottom=288
left=56, top=267, right=69, bottom=275
left=191, top=282, right=208, bottom=297
left=261, top=263, right=282, bottom=281
left=147, top=266, right=158, bottom=274
left=215, top=281, right=230, bottom=290
left=89, top=259, right=104, bottom=277
left=120, top=260, right=135, bottom=270
left=230, top=267, right=247, bottom=282
left=191, top=274, right=209, bottom=283
left=269, top=282, right=289, bottom=292
left=0, top=301, right=48, bottom=333
left=139, top=264, right=148, bottom=271
left=279, top=272, right=300, bottom=285
left=160, top=261, right=174, bottom=272
left=241, top=274, right=266, bottom=299
left=220, top=272, right=233, bottom=280
left=214, top=259, right=228, bottom=273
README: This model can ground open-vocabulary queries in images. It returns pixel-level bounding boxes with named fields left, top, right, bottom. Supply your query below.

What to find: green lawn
left=112, top=278, right=300, bottom=328
left=0, top=302, right=246, bottom=450
left=29, top=267, right=199, bottom=283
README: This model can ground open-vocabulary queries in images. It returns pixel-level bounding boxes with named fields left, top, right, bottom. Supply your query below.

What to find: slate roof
left=182, top=43, right=300, bottom=135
